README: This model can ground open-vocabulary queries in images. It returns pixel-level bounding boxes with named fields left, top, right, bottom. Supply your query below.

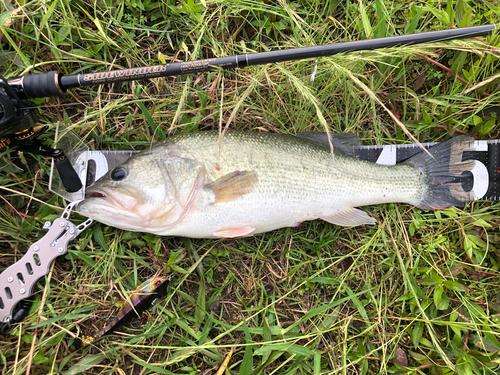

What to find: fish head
left=78, top=145, right=204, bottom=232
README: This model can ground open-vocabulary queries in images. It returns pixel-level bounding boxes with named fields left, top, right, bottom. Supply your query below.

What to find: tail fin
left=405, top=135, right=476, bottom=210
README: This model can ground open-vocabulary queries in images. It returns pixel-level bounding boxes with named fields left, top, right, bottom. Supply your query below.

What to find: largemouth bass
left=78, top=131, right=474, bottom=238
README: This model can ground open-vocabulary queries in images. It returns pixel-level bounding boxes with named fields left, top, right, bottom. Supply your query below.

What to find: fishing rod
left=1, top=23, right=495, bottom=193
left=4, top=24, right=497, bottom=104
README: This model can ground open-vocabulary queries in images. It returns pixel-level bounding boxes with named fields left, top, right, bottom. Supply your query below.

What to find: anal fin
left=205, top=170, right=258, bottom=203
left=320, top=208, right=376, bottom=227
left=213, top=226, right=256, bottom=238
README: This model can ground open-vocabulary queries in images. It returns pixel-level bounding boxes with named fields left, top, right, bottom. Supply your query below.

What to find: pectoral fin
left=320, top=208, right=376, bottom=227
left=205, top=170, right=258, bottom=203
left=213, top=226, right=256, bottom=238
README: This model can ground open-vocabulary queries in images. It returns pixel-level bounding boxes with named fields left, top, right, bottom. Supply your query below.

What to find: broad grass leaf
left=239, top=319, right=253, bottom=375
left=406, top=6, right=422, bottom=34
left=158, top=51, right=167, bottom=64
left=70, top=49, right=92, bottom=58
left=198, top=312, right=214, bottom=345
left=30, top=314, right=92, bottom=329
left=443, top=280, right=466, bottom=292
left=40, top=0, right=58, bottom=29
left=137, top=101, right=166, bottom=139
left=262, top=317, right=272, bottom=363
left=61, top=353, right=106, bottom=375
left=93, top=224, right=108, bottom=251
left=0, top=10, right=13, bottom=26
left=314, top=351, right=321, bottom=374
left=344, top=285, right=369, bottom=322
left=174, top=318, right=201, bottom=340
left=412, top=322, right=424, bottom=348
left=254, top=343, right=312, bottom=357
left=483, top=333, right=500, bottom=351
left=374, top=0, right=387, bottom=38
left=451, top=52, right=467, bottom=76
left=409, top=351, right=426, bottom=362
left=195, top=276, right=206, bottom=331
left=484, top=1, right=500, bottom=12
left=426, top=6, right=451, bottom=25
left=308, top=277, right=338, bottom=285
left=358, top=1, right=372, bottom=38
left=458, top=5, right=475, bottom=27
left=465, top=301, right=488, bottom=319
left=132, top=361, right=176, bottom=374
left=68, top=249, right=97, bottom=268
left=320, top=308, right=339, bottom=330
left=357, top=339, right=368, bottom=375
left=434, top=285, right=443, bottom=308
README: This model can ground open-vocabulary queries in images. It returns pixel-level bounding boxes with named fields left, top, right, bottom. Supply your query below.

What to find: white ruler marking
left=376, top=145, right=397, bottom=165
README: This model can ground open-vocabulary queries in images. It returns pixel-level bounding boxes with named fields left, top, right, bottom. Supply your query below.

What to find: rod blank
left=8, top=24, right=497, bottom=99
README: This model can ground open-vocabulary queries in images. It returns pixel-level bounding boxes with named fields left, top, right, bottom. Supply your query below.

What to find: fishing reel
left=0, top=76, right=39, bottom=137
left=0, top=77, right=82, bottom=192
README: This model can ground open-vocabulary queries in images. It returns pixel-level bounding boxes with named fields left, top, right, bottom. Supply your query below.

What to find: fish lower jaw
left=78, top=204, right=146, bottom=229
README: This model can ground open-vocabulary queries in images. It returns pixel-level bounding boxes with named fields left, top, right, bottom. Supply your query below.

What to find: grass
left=1, top=0, right=500, bottom=374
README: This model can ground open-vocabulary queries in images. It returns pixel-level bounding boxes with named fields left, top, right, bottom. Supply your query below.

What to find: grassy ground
left=1, top=0, right=500, bottom=374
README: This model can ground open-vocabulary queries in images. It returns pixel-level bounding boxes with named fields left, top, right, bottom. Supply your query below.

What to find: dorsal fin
left=296, top=132, right=362, bottom=156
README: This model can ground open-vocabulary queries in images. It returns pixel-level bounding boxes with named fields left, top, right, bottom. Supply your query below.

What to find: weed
left=1, top=0, right=500, bottom=374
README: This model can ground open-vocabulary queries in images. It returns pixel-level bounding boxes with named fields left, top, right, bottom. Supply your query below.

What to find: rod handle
left=20, top=71, right=64, bottom=99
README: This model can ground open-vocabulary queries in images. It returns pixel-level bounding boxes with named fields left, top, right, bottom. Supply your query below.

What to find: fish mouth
left=79, top=187, right=127, bottom=215
left=85, top=187, right=107, bottom=199
left=78, top=186, right=142, bottom=229
left=84, top=187, right=119, bottom=206
left=82, top=186, right=141, bottom=213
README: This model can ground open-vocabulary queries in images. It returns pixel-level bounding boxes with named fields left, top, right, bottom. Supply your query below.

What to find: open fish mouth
left=84, top=187, right=125, bottom=209
left=78, top=187, right=125, bottom=216
left=85, top=187, right=107, bottom=198
left=82, top=185, right=142, bottom=214
left=78, top=187, right=143, bottom=230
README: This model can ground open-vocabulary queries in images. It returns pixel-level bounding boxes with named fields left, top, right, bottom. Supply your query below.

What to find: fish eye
left=111, top=167, right=127, bottom=181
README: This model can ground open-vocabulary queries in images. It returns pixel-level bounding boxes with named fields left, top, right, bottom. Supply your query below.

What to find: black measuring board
left=485, top=142, right=500, bottom=200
